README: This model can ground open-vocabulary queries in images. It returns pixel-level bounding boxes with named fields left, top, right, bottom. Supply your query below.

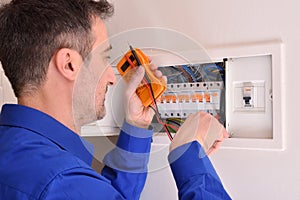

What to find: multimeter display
left=120, top=55, right=135, bottom=72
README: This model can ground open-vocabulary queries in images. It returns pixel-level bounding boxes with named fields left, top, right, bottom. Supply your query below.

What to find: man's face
left=91, top=18, right=116, bottom=120
left=72, top=17, right=116, bottom=130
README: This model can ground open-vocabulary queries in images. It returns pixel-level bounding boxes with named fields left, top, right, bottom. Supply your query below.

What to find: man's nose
left=106, top=66, right=117, bottom=85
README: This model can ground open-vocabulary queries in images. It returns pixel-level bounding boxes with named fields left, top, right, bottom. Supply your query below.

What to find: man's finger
left=207, top=140, right=223, bottom=155
left=149, top=62, right=158, bottom=71
left=221, top=127, right=229, bottom=138
left=125, top=67, right=145, bottom=97
left=154, top=70, right=163, bottom=78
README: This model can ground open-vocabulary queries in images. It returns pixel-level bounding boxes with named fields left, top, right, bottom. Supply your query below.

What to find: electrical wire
left=149, top=106, right=175, bottom=140
left=169, top=66, right=189, bottom=83
left=166, top=118, right=182, bottom=127
left=182, top=65, right=197, bottom=82
left=203, top=64, right=225, bottom=82
left=168, top=118, right=185, bottom=123
left=166, top=126, right=176, bottom=133
left=178, top=66, right=193, bottom=82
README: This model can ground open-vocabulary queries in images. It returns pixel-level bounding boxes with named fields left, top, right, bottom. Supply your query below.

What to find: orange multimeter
left=116, top=45, right=167, bottom=107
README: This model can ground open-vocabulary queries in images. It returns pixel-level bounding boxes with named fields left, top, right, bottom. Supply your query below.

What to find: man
left=0, top=0, right=231, bottom=199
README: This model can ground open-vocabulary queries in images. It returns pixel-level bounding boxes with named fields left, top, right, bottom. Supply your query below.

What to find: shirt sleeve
left=101, top=121, right=154, bottom=200
left=168, top=141, right=231, bottom=200
left=40, top=167, right=124, bottom=200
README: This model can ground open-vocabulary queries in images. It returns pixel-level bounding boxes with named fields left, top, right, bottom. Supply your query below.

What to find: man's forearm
left=168, top=141, right=231, bottom=200
left=102, top=121, right=153, bottom=199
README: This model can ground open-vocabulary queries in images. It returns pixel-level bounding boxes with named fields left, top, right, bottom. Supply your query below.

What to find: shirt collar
left=0, top=104, right=94, bottom=165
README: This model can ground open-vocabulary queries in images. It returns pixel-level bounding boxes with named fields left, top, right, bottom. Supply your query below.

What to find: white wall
left=105, top=0, right=300, bottom=199
left=0, top=63, right=17, bottom=106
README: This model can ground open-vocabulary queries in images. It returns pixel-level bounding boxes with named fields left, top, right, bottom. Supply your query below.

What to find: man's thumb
left=126, top=66, right=145, bottom=96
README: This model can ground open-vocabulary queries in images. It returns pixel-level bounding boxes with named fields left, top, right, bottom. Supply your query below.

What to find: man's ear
left=54, top=48, right=82, bottom=81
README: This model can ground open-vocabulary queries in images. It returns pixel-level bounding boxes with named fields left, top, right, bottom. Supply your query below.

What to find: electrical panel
left=156, top=63, right=226, bottom=126
left=149, top=54, right=274, bottom=142
left=82, top=42, right=283, bottom=150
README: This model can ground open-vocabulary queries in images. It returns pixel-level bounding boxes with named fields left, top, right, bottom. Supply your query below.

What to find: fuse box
left=145, top=42, right=282, bottom=150
left=78, top=41, right=284, bottom=150
left=156, top=62, right=226, bottom=126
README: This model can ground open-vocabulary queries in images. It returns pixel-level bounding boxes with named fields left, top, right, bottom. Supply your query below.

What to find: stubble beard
left=96, top=105, right=106, bottom=120
left=95, top=86, right=108, bottom=120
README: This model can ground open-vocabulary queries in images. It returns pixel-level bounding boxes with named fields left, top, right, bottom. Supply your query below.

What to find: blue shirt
left=0, top=104, right=230, bottom=199
left=0, top=104, right=153, bottom=200
left=169, top=141, right=231, bottom=199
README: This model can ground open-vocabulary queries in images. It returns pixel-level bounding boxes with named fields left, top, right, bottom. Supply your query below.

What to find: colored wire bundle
left=165, top=118, right=184, bottom=133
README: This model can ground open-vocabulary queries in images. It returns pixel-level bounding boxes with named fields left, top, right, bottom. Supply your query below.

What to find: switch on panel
left=234, top=81, right=265, bottom=112
left=243, top=86, right=253, bottom=107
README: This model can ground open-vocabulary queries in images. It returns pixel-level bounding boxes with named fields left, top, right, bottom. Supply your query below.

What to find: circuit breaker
left=157, top=62, right=226, bottom=125
left=233, top=81, right=265, bottom=112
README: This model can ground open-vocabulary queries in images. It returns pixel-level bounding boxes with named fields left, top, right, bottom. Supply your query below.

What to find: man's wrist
left=168, top=141, right=222, bottom=186
left=120, top=120, right=153, bottom=139
left=125, top=118, right=150, bottom=129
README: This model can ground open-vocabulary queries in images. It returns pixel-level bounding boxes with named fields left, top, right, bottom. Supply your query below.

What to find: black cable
left=166, top=119, right=181, bottom=127
left=149, top=106, right=173, bottom=140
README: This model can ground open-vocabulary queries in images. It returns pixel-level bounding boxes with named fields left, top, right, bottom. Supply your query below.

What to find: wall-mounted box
left=82, top=41, right=284, bottom=151
left=227, top=56, right=272, bottom=140
left=208, top=42, right=283, bottom=150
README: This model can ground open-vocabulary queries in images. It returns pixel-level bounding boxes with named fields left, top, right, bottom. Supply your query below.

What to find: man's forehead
left=91, top=17, right=110, bottom=52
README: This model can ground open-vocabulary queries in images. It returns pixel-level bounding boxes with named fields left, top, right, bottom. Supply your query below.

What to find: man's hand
left=124, top=64, right=166, bottom=129
left=170, top=111, right=229, bottom=155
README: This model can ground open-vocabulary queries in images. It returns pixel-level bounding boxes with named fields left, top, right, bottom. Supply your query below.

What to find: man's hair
left=0, top=0, right=113, bottom=97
